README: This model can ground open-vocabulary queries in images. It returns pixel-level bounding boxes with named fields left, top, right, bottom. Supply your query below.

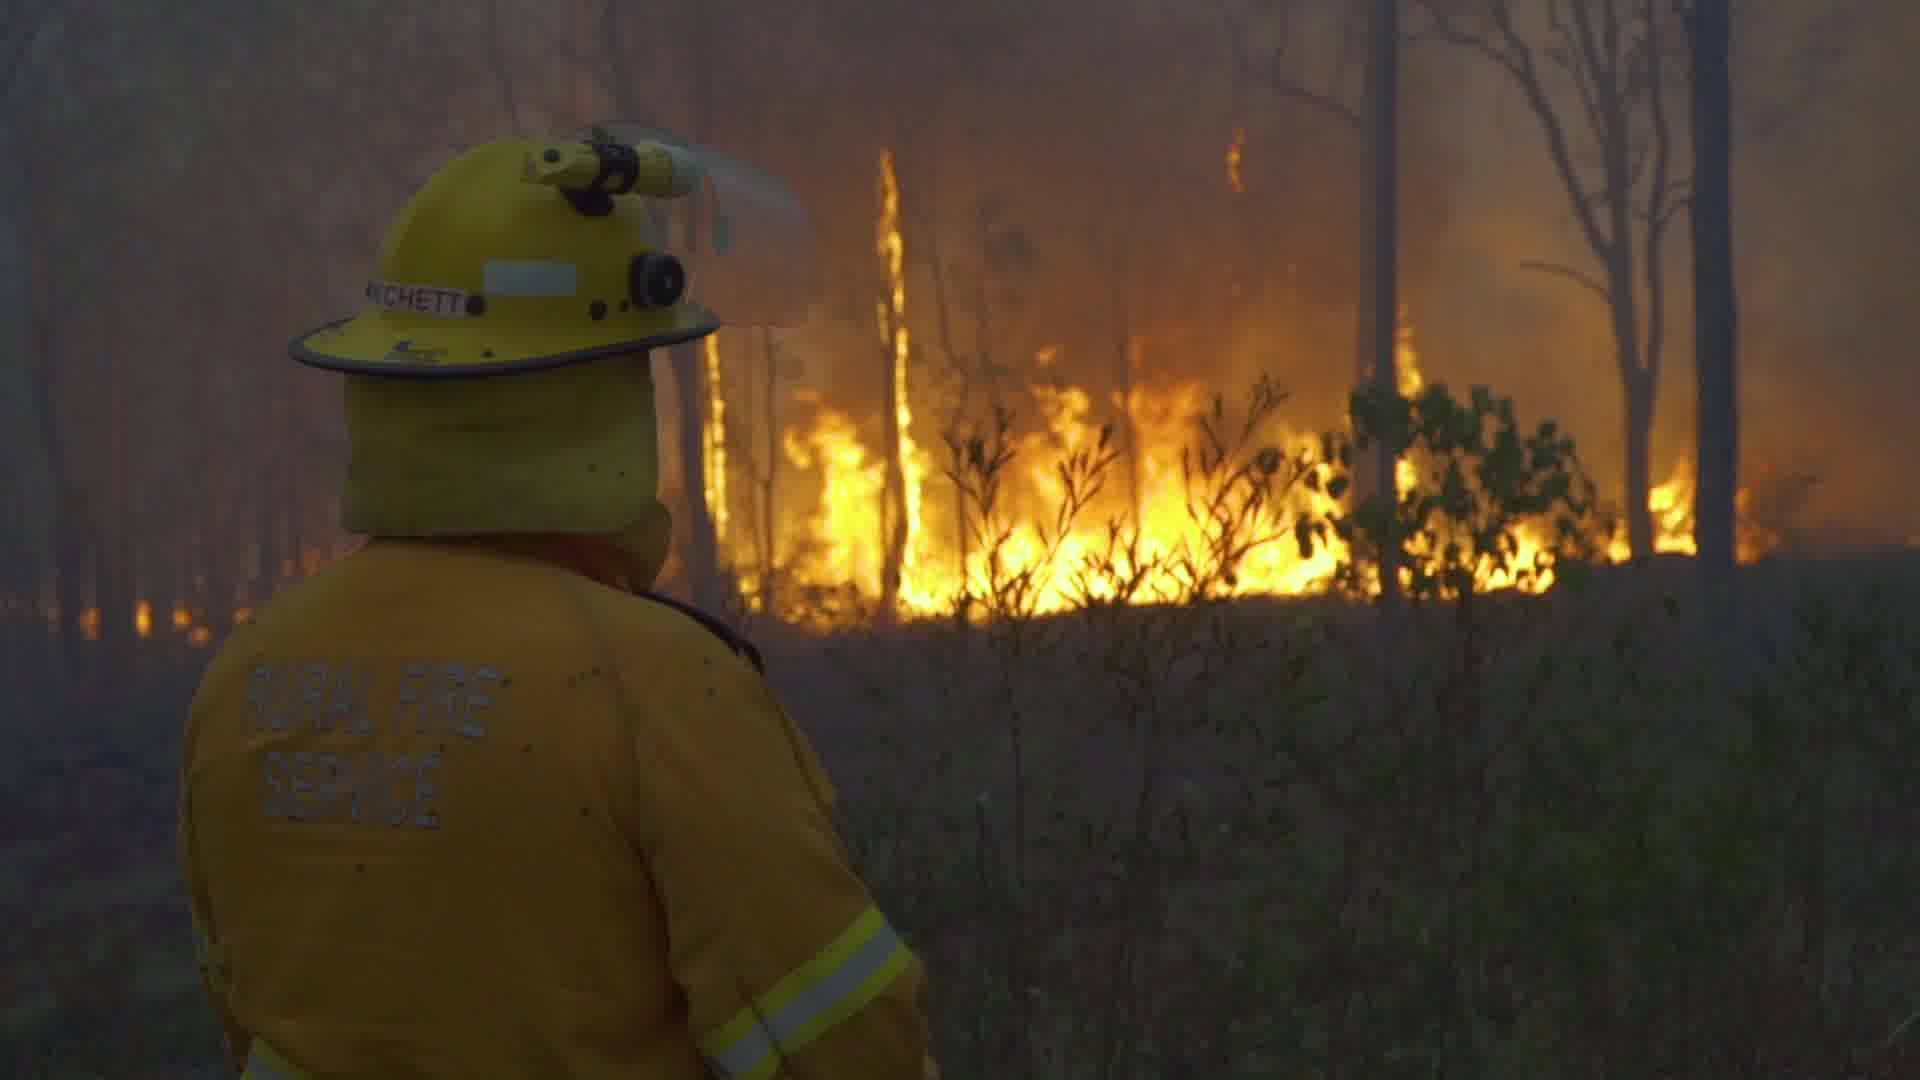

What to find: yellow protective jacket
left=179, top=537, right=934, bottom=1078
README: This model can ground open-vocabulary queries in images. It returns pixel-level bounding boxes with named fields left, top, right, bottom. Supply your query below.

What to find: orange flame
left=1226, top=127, right=1247, bottom=194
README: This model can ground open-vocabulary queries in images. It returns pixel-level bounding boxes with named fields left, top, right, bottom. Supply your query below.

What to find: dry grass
left=2, top=552, right=1918, bottom=1077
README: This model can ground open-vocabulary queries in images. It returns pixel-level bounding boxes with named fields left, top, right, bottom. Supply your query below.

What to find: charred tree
left=1422, top=0, right=1690, bottom=561
left=1364, top=0, right=1403, bottom=609
left=755, top=328, right=782, bottom=617
left=98, top=316, right=134, bottom=683
left=1106, top=228, right=1142, bottom=532
left=1682, top=0, right=1738, bottom=601
left=876, top=150, right=910, bottom=622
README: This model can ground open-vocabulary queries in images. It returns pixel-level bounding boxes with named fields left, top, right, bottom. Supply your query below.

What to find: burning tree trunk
left=755, top=328, right=781, bottom=616
left=702, top=333, right=730, bottom=564
left=875, top=149, right=916, bottom=620
left=1422, top=0, right=1689, bottom=562
left=1684, top=0, right=1739, bottom=599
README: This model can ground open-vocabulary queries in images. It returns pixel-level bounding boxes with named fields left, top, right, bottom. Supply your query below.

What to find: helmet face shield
left=595, top=124, right=819, bottom=329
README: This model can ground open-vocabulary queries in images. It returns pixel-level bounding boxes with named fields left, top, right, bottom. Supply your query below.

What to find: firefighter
left=178, top=132, right=937, bottom=1078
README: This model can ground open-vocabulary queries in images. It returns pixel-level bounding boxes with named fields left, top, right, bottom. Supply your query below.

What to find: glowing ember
left=134, top=600, right=153, bottom=638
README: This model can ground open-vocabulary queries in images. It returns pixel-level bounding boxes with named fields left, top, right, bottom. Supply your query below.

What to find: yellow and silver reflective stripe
left=242, top=1038, right=306, bottom=1079
left=700, top=906, right=914, bottom=1079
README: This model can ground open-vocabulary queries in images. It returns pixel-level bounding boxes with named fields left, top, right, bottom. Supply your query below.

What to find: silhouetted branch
left=1267, top=76, right=1361, bottom=128
left=1518, top=259, right=1610, bottom=303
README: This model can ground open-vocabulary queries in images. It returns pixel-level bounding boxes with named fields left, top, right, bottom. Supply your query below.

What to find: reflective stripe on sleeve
left=699, top=905, right=914, bottom=1079
left=242, top=1038, right=306, bottom=1079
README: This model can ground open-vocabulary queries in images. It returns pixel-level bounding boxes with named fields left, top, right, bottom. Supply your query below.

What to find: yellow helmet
left=293, top=131, right=719, bottom=376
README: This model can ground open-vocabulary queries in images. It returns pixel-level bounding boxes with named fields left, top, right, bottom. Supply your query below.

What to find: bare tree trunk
left=98, top=333, right=135, bottom=688
left=1623, top=366, right=1657, bottom=559
left=1108, top=234, right=1141, bottom=530
left=192, top=326, right=228, bottom=637
left=1423, top=1, right=1682, bottom=563
left=1367, top=0, right=1401, bottom=609
left=1686, top=0, right=1739, bottom=601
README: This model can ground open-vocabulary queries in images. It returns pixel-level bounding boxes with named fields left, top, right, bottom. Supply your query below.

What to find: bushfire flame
left=1226, top=127, right=1247, bottom=194
left=19, top=146, right=1780, bottom=646
left=750, top=307, right=1760, bottom=619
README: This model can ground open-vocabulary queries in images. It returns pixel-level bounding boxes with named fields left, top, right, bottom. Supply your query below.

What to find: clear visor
left=592, top=123, right=819, bottom=329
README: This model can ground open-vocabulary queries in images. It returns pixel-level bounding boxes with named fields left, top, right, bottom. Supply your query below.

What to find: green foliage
left=1310, top=380, right=1613, bottom=599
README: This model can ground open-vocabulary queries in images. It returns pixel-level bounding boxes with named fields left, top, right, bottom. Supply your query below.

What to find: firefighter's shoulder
left=580, top=583, right=766, bottom=676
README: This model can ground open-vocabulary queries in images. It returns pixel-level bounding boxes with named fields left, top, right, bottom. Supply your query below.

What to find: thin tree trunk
left=1611, top=242, right=1657, bottom=558
left=20, top=162, right=85, bottom=683
left=1108, top=234, right=1140, bottom=531
left=1687, top=0, right=1739, bottom=601
left=99, top=330, right=134, bottom=688
left=1367, top=0, right=1401, bottom=608
left=1623, top=367, right=1656, bottom=559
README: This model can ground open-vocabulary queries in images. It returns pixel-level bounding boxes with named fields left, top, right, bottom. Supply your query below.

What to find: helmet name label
left=483, top=259, right=579, bottom=297
left=365, top=280, right=469, bottom=318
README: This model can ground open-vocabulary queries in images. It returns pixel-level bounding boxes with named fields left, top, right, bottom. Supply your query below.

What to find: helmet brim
left=291, top=303, right=722, bottom=378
